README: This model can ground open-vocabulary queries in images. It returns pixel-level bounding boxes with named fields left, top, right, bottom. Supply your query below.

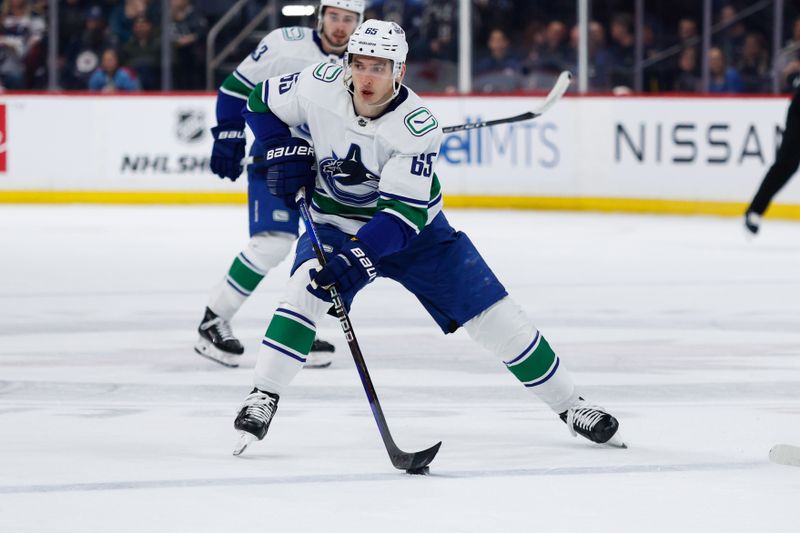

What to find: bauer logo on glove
left=262, top=137, right=317, bottom=208
left=265, top=144, right=314, bottom=161
left=217, top=130, right=246, bottom=140
left=349, top=247, right=377, bottom=281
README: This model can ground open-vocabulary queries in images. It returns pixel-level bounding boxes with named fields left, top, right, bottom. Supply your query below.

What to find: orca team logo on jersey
left=404, top=107, right=438, bottom=137
left=313, top=63, right=343, bottom=83
left=0, top=104, right=6, bottom=172
left=175, top=109, right=206, bottom=143
left=319, top=144, right=380, bottom=205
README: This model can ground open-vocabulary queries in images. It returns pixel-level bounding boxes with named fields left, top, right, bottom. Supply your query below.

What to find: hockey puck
left=405, top=466, right=430, bottom=475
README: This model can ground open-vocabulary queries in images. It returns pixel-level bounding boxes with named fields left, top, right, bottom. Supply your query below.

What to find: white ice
left=1, top=205, right=799, bottom=533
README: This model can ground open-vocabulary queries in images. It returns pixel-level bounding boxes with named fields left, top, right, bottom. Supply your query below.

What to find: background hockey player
left=744, top=72, right=800, bottom=236
left=230, top=19, right=625, bottom=456
left=196, top=0, right=365, bottom=368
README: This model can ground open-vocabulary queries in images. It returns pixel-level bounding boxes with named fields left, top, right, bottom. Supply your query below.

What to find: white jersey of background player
left=196, top=0, right=364, bottom=369
left=231, top=19, right=625, bottom=456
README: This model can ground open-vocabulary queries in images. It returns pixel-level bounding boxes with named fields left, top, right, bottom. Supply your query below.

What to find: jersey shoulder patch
left=281, top=27, right=307, bottom=41
left=312, top=62, right=344, bottom=83
left=403, top=107, right=439, bottom=137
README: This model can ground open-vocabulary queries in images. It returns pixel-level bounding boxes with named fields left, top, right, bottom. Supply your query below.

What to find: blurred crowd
left=463, top=2, right=800, bottom=94
left=0, top=0, right=208, bottom=91
left=0, top=0, right=798, bottom=93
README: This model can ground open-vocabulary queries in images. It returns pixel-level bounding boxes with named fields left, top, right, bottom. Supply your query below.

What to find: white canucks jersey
left=219, top=27, right=342, bottom=101
left=247, top=62, right=444, bottom=235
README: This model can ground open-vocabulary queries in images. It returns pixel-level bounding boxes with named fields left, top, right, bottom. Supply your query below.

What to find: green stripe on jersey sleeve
left=376, top=198, right=427, bottom=231
left=247, top=82, right=269, bottom=113
left=220, top=73, right=252, bottom=99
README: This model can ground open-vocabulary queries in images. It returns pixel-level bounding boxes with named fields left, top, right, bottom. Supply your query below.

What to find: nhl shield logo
left=175, top=109, right=206, bottom=143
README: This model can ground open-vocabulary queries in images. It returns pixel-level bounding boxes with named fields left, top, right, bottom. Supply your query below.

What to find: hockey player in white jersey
left=232, top=20, right=625, bottom=455
left=196, top=0, right=365, bottom=369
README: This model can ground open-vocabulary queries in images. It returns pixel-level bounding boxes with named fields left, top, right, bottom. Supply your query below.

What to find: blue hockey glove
left=308, top=238, right=378, bottom=302
left=209, top=123, right=247, bottom=181
left=263, top=137, right=316, bottom=208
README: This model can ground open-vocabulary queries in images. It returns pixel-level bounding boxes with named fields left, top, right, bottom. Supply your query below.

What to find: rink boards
left=0, top=93, right=797, bottom=217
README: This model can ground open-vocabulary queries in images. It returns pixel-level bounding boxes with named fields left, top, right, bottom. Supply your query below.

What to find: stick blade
left=390, top=441, right=442, bottom=471
left=769, top=444, right=800, bottom=466
left=532, top=70, right=573, bottom=117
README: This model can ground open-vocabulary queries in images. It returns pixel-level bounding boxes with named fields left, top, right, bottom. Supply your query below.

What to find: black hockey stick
left=240, top=71, right=572, bottom=166
left=294, top=188, right=442, bottom=473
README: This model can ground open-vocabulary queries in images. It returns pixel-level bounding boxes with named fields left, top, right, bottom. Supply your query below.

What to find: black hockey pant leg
left=748, top=96, right=800, bottom=215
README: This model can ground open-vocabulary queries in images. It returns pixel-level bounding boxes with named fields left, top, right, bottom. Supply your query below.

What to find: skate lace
left=203, top=317, right=236, bottom=342
left=566, top=402, right=605, bottom=437
left=242, top=392, right=276, bottom=424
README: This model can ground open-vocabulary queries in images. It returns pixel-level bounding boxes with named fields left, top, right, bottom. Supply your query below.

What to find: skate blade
left=194, top=338, right=240, bottom=368
left=303, top=353, right=333, bottom=369
left=604, top=432, right=627, bottom=449
left=233, top=432, right=256, bottom=456
left=303, top=360, right=332, bottom=369
left=769, top=444, right=800, bottom=466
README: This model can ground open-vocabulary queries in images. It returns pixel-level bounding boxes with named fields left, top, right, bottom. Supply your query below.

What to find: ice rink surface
left=1, top=205, right=799, bottom=532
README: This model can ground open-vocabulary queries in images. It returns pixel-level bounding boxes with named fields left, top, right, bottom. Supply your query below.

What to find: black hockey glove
left=209, top=123, right=247, bottom=181
left=263, top=137, right=316, bottom=208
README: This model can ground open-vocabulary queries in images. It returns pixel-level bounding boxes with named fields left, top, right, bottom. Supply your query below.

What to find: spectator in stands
left=110, top=0, right=150, bottom=46
left=672, top=46, right=699, bottom=92
left=708, top=46, right=743, bottom=93
left=403, top=0, right=457, bottom=92
left=410, top=0, right=457, bottom=63
left=474, top=28, right=520, bottom=76
left=716, top=4, right=746, bottom=66
left=522, top=20, right=569, bottom=90
left=608, top=13, right=635, bottom=90
left=776, top=16, right=800, bottom=92
left=0, top=0, right=45, bottom=89
left=121, top=15, right=160, bottom=90
left=565, top=21, right=611, bottom=91
left=62, top=5, right=113, bottom=89
left=533, top=20, right=569, bottom=71
left=0, top=36, right=24, bottom=89
left=738, top=32, right=769, bottom=93
left=677, top=17, right=698, bottom=50
left=641, top=22, right=671, bottom=92
left=88, top=47, right=140, bottom=91
left=589, top=21, right=612, bottom=91
left=473, top=28, right=521, bottom=93
left=170, top=0, right=207, bottom=89
left=520, top=19, right=545, bottom=54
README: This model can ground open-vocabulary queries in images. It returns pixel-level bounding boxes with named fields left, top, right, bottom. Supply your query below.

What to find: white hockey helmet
left=344, top=19, right=409, bottom=100
left=317, top=0, right=365, bottom=32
